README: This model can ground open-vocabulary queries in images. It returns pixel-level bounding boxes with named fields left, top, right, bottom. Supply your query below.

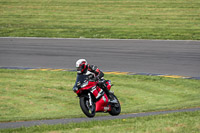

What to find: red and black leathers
left=87, top=64, right=112, bottom=100
left=88, top=65, right=104, bottom=79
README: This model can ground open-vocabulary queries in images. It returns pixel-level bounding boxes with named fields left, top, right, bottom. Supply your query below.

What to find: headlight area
left=81, top=81, right=89, bottom=88
left=73, top=87, right=78, bottom=92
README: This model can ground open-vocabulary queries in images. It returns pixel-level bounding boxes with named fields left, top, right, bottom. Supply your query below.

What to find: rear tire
left=80, top=96, right=96, bottom=118
left=109, top=94, right=121, bottom=116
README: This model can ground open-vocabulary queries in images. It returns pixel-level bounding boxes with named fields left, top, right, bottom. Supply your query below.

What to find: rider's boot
left=102, top=84, right=116, bottom=103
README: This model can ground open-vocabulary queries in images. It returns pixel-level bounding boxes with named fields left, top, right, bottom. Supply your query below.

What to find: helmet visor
left=77, top=66, right=82, bottom=73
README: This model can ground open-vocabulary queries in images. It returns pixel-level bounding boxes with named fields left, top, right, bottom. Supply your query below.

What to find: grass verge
left=0, top=69, right=200, bottom=122
left=0, top=0, right=200, bottom=40
left=1, top=111, right=200, bottom=133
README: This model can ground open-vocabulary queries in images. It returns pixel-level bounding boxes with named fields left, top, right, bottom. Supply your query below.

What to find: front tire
left=80, top=96, right=96, bottom=118
left=109, top=94, right=121, bottom=116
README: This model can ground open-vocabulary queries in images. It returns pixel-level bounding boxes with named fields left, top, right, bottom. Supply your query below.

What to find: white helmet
left=76, top=59, right=88, bottom=74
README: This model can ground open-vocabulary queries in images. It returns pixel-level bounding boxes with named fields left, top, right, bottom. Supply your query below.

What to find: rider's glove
left=98, top=78, right=105, bottom=83
left=94, top=76, right=99, bottom=81
left=88, top=74, right=94, bottom=79
left=88, top=74, right=99, bottom=81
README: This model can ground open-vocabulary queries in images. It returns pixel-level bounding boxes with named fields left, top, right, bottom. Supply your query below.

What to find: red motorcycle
left=73, top=74, right=121, bottom=118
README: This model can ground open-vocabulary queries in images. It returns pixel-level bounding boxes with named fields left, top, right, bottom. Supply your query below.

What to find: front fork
left=87, top=93, right=96, bottom=113
left=88, top=93, right=93, bottom=106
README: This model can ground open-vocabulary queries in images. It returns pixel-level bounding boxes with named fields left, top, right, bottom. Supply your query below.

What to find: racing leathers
left=87, top=65, right=113, bottom=100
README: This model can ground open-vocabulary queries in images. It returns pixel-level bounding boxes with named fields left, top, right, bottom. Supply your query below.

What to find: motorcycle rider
left=75, top=59, right=114, bottom=102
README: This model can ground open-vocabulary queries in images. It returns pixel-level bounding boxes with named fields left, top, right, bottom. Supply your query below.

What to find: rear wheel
left=80, top=96, right=96, bottom=118
left=109, top=94, right=121, bottom=116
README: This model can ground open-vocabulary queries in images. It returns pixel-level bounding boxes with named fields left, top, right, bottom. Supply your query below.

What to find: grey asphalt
left=0, top=37, right=200, bottom=77
left=0, top=107, right=200, bottom=129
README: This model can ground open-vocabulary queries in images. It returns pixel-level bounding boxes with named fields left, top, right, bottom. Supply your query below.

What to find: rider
left=75, top=59, right=114, bottom=102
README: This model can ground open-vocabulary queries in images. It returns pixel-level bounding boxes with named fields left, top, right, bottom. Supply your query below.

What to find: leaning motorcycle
left=72, top=74, right=121, bottom=118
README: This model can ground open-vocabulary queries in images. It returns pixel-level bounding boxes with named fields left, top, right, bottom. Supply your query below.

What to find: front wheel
left=80, top=96, right=96, bottom=118
left=109, top=94, right=121, bottom=116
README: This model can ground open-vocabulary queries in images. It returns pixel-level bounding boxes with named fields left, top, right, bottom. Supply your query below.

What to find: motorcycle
left=72, top=73, right=121, bottom=118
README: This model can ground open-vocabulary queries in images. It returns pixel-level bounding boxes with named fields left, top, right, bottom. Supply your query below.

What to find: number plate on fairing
left=104, top=107, right=110, bottom=111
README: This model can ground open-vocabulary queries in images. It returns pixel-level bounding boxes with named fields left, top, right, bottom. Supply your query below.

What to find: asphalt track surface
left=0, top=107, right=200, bottom=129
left=0, top=37, right=200, bottom=77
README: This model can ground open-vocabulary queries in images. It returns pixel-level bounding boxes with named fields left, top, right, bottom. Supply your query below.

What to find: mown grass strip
left=0, top=69, right=200, bottom=122
left=0, top=0, right=200, bottom=40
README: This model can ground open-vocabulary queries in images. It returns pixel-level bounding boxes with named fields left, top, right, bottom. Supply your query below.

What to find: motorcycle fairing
left=73, top=74, right=112, bottom=112
left=95, top=94, right=111, bottom=112
left=90, top=86, right=104, bottom=100
left=74, top=74, right=104, bottom=99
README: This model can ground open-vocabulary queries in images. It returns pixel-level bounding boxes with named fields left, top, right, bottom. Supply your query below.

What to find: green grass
left=0, top=69, right=200, bottom=122
left=1, top=111, right=200, bottom=133
left=0, top=0, right=200, bottom=40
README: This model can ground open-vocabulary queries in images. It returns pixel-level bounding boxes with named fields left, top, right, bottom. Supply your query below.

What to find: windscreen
left=73, top=74, right=89, bottom=88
